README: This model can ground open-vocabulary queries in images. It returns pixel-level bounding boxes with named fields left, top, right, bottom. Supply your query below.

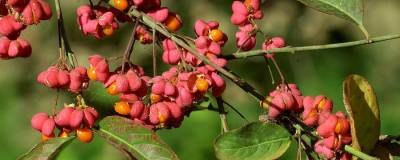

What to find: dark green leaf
left=297, top=0, right=370, bottom=39
left=97, top=116, right=179, bottom=160
left=214, top=122, right=291, bottom=160
left=343, top=74, right=380, bottom=154
left=17, top=137, right=75, bottom=160
left=371, top=136, right=400, bottom=160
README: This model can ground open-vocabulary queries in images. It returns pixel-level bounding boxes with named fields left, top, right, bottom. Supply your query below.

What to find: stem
left=270, top=57, right=285, bottom=84
left=264, top=58, right=276, bottom=85
left=55, top=0, right=75, bottom=68
left=193, top=105, right=219, bottom=112
left=121, top=17, right=140, bottom=72
left=217, top=97, right=229, bottom=133
left=226, top=34, right=400, bottom=59
left=152, top=24, right=157, bottom=77
left=222, top=100, right=249, bottom=122
left=344, top=145, right=378, bottom=160
left=128, top=9, right=265, bottom=102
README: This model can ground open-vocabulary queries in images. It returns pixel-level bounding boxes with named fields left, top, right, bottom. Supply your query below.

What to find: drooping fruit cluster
left=83, top=53, right=225, bottom=130
left=37, top=66, right=89, bottom=93
left=0, top=0, right=52, bottom=59
left=76, top=0, right=183, bottom=42
left=77, top=5, right=119, bottom=39
left=231, top=0, right=263, bottom=51
left=263, top=84, right=352, bottom=159
left=31, top=104, right=99, bottom=143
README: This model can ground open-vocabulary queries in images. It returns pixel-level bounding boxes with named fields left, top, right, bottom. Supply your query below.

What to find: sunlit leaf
left=17, top=137, right=75, bottom=160
left=97, top=116, right=179, bottom=160
left=214, top=122, right=291, bottom=160
left=297, top=0, right=370, bottom=39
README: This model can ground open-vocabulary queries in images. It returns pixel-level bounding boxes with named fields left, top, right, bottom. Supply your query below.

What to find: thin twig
left=264, top=58, right=276, bottom=85
left=222, top=100, right=249, bottom=122
left=344, top=145, right=378, bottom=160
left=217, top=97, right=229, bottom=133
left=270, top=57, right=286, bottom=84
left=121, top=17, right=141, bottom=73
left=54, top=0, right=75, bottom=69
left=152, top=23, right=157, bottom=77
left=225, top=34, right=400, bottom=60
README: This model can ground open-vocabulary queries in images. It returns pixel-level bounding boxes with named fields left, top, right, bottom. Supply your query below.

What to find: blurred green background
left=1, top=0, right=400, bottom=159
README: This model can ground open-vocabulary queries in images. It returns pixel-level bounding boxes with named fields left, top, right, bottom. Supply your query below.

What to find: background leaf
left=343, top=74, right=380, bottom=154
left=18, top=137, right=75, bottom=160
left=214, top=122, right=291, bottom=160
left=296, top=0, right=369, bottom=38
left=97, top=116, right=179, bottom=160
left=371, top=136, right=400, bottom=160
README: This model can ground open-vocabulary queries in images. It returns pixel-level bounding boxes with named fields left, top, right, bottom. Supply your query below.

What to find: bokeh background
left=1, top=0, right=400, bottom=159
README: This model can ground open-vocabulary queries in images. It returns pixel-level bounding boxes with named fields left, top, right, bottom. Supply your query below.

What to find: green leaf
left=343, top=74, right=380, bottom=154
left=97, top=116, right=179, bottom=160
left=297, top=0, right=370, bottom=39
left=214, top=122, right=291, bottom=160
left=17, top=137, right=75, bottom=160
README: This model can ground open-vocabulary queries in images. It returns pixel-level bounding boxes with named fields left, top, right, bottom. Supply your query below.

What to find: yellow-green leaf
left=17, top=137, right=75, bottom=160
left=343, top=74, right=380, bottom=154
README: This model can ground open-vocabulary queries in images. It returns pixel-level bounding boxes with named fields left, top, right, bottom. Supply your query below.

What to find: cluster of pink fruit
left=77, top=5, right=120, bottom=39
left=87, top=53, right=225, bottom=129
left=76, top=0, right=183, bottom=41
left=230, top=0, right=286, bottom=59
left=0, top=0, right=51, bottom=59
left=37, top=66, right=89, bottom=93
left=231, top=0, right=263, bottom=51
left=265, top=84, right=352, bottom=159
left=31, top=104, right=99, bottom=143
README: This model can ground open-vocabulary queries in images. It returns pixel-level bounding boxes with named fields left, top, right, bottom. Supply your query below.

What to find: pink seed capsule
left=281, top=92, right=295, bottom=110
left=29, top=0, right=44, bottom=24
left=126, top=70, right=142, bottom=91
left=147, top=7, right=169, bottom=23
left=116, top=75, right=129, bottom=93
left=314, top=140, right=335, bottom=159
left=120, top=94, right=139, bottom=103
left=149, top=104, right=160, bottom=125
left=55, top=107, right=74, bottom=127
left=323, top=135, right=341, bottom=150
left=130, top=101, right=145, bottom=119
left=98, top=12, right=114, bottom=26
left=16, top=38, right=32, bottom=57
left=31, top=112, right=49, bottom=131
left=176, top=87, right=193, bottom=107
left=57, top=70, right=70, bottom=87
left=83, top=109, right=95, bottom=128
left=139, top=106, right=149, bottom=121
left=164, top=82, right=176, bottom=96
left=85, top=107, right=99, bottom=119
left=268, top=106, right=282, bottom=119
left=69, top=109, right=84, bottom=129
left=41, top=118, right=55, bottom=136
left=45, top=69, right=60, bottom=88
left=0, top=37, right=11, bottom=57
left=164, top=102, right=182, bottom=121
left=156, top=102, right=170, bottom=123
left=316, top=115, right=338, bottom=138
left=37, top=0, right=52, bottom=20
left=152, top=80, right=166, bottom=95
left=7, top=40, right=22, bottom=58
